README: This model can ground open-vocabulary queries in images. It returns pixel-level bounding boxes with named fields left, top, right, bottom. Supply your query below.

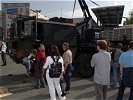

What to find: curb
left=0, top=87, right=12, bottom=98
left=0, top=93, right=12, bottom=98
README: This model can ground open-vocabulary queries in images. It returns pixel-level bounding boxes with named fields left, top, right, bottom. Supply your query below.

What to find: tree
left=123, top=9, right=133, bottom=25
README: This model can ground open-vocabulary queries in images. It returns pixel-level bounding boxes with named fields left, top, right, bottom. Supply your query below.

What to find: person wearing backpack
left=43, top=45, right=66, bottom=100
left=34, top=44, right=46, bottom=89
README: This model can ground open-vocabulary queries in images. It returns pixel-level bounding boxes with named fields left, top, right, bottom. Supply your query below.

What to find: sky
left=0, top=0, right=133, bottom=25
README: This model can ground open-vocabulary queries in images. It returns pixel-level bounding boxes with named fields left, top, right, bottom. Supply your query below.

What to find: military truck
left=8, top=15, right=100, bottom=77
left=101, top=25, right=133, bottom=44
left=8, top=16, right=76, bottom=64
left=8, top=0, right=101, bottom=77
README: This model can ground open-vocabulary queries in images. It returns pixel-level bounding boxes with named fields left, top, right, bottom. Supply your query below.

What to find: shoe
left=25, top=73, right=30, bottom=77
left=108, top=85, right=111, bottom=88
left=34, top=86, right=40, bottom=89
left=64, top=90, right=70, bottom=94
left=112, top=83, right=120, bottom=88
left=61, top=91, right=67, bottom=96
left=40, top=86, right=45, bottom=88
left=61, top=96, right=66, bottom=100
left=115, top=83, right=120, bottom=88
left=110, top=84, right=119, bottom=89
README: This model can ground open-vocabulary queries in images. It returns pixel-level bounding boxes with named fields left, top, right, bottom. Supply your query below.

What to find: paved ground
left=0, top=55, right=130, bottom=100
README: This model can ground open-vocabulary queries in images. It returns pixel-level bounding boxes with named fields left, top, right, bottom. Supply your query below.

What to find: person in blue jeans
left=62, top=42, right=72, bottom=93
left=64, top=64, right=72, bottom=92
left=23, top=59, right=34, bottom=76
left=116, top=41, right=133, bottom=100
left=34, top=44, right=46, bottom=89
left=112, top=43, right=123, bottom=88
left=22, top=49, right=37, bottom=76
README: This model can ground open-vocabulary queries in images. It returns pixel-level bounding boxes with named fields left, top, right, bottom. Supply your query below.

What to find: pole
left=35, top=13, right=37, bottom=39
left=61, top=8, right=62, bottom=17
left=35, top=10, right=41, bottom=40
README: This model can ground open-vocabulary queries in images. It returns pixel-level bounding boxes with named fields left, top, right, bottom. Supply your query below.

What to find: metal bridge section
left=91, top=5, right=124, bottom=30
left=101, top=24, right=133, bottom=41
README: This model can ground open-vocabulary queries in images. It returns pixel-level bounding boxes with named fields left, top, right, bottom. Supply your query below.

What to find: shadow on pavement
left=0, top=74, right=35, bottom=94
left=74, top=91, right=95, bottom=99
left=108, top=90, right=130, bottom=100
left=72, top=83, right=94, bottom=91
left=21, top=94, right=50, bottom=100
left=0, top=74, right=31, bottom=86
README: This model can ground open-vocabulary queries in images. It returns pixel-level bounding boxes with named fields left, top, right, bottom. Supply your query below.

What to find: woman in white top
left=1, top=41, right=7, bottom=66
left=43, top=45, right=66, bottom=100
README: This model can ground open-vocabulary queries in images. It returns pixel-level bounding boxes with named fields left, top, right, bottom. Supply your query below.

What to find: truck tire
left=74, top=54, right=94, bottom=77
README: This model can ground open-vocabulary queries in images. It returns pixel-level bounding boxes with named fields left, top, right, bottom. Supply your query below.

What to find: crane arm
left=78, top=0, right=91, bottom=19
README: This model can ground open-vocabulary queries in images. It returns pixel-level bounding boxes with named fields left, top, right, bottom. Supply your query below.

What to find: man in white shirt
left=62, top=42, right=72, bottom=93
left=91, top=40, right=111, bottom=100
left=1, top=41, right=7, bottom=66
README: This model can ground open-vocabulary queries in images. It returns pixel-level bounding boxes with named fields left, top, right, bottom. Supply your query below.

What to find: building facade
left=2, top=3, right=30, bottom=40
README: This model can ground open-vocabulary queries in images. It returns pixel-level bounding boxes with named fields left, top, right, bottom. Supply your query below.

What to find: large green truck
left=8, top=14, right=100, bottom=77
left=8, top=0, right=101, bottom=77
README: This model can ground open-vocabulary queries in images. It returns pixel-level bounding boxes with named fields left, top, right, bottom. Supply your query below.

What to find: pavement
left=0, top=55, right=131, bottom=100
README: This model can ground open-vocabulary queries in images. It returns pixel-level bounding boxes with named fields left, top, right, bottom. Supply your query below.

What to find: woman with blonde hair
left=34, top=44, right=46, bottom=89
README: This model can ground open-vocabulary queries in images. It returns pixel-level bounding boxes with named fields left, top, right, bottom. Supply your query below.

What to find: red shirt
left=35, top=50, right=46, bottom=64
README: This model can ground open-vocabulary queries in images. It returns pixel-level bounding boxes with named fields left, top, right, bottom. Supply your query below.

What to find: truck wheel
left=74, top=54, right=94, bottom=77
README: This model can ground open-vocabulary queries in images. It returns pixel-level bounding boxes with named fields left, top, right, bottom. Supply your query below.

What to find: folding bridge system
left=91, top=5, right=124, bottom=30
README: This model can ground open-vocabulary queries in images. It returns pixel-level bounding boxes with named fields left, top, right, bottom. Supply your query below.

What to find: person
left=62, top=42, right=72, bottom=94
left=34, top=44, right=46, bottom=89
left=106, top=41, right=112, bottom=54
left=1, top=41, right=7, bottom=66
left=91, top=40, right=111, bottom=100
left=43, top=45, right=66, bottom=100
left=22, top=49, right=37, bottom=76
left=116, top=41, right=133, bottom=100
left=111, top=43, right=123, bottom=88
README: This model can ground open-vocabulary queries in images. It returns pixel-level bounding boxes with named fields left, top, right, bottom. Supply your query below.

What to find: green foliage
left=123, top=9, right=133, bottom=25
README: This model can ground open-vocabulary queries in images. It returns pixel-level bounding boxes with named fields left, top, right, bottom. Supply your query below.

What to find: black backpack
left=49, top=56, right=62, bottom=78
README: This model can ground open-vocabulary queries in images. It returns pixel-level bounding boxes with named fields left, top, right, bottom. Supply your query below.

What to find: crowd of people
left=1, top=40, right=133, bottom=100
left=91, top=40, right=133, bottom=100
left=23, top=42, right=72, bottom=100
